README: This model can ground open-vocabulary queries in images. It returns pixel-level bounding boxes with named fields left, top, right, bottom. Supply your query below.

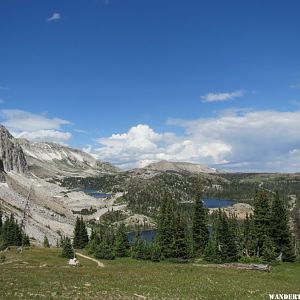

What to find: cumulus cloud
left=92, top=110, right=300, bottom=172
left=201, top=90, right=244, bottom=102
left=0, top=109, right=72, bottom=143
left=92, top=124, right=179, bottom=169
left=47, top=12, right=61, bottom=22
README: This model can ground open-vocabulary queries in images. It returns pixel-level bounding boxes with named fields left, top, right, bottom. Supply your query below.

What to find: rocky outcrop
left=0, top=125, right=28, bottom=175
left=17, top=138, right=119, bottom=178
left=142, top=160, right=218, bottom=174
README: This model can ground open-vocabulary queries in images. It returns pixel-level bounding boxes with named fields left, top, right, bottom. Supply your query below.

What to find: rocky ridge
left=142, top=160, right=218, bottom=174
left=0, top=125, right=28, bottom=175
left=18, top=138, right=119, bottom=178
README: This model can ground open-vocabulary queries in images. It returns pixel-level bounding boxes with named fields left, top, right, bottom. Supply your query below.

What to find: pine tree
left=61, top=237, right=74, bottom=259
left=22, top=234, right=30, bottom=247
left=270, top=192, right=296, bottom=262
left=131, top=230, right=150, bottom=260
left=94, top=242, right=115, bottom=260
left=192, top=195, right=209, bottom=256
left=226, top=213, right=239, bottom=262
left=73, top=217, right=82, bottom=249
left=253, top=189, right=272, bottom=256
left=172, top=212, right=189, bottom=259
left=79, top=217, right=89, bottom=248
left=151, top=242, right=161, bottom=262
left=2, top=214, right=23, bottom=246
left=243, top=213, right=256, bottom=257
left=204, top=233, right=220, bottom=263
left=261, top=235, right=277, bottom=262
left=157, top=195, right=176, bottom=258
left=114, top=223, right=130, bottom=257
left=43, top=235, right=50, bottom=248
left=73, top=217, right=89, bottom=249
left=206, top=210, right=238, bottom=263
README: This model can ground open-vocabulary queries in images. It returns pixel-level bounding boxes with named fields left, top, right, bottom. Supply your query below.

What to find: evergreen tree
left=217, top=210, right=238, bottom=262
left=192, top=195, right=209, bottom=256
left=253, top=189, right=272, bottom=256
left=261, top=235, right=277, bottom=262
left=103, top=225, right=115, bottom=247
left=205, top=210, right=238, bottom=263
left=73, top=217, right=89, bottom=249
left=204, top=232, right=220, bottom=263
left=61, top=237, right=74, bottom=259
left=73, top=217, right=82, bottom=249
left=94, top=242, right=115, bottom=260
left=22, top=234, right=30, bottom=247
left=270, top=192, right=296, bottom=262
left=172, top=212, right=189, bottom=259
left=1, top=214, right=23, bottom=246
left=151, top=242, right=161, bottom=262
left=157, top=195, right=176, bottom=258
left=243, top=213, right=256, bottom=257
left=79, top=217, right=89, bottom=248
left=131, top=230, right=150, bottom=260
left=114, top=224, right=130, bottom=257
left=43, top=235, right=50, bottom=248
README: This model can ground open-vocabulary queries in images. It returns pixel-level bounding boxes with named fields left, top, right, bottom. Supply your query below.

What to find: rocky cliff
left=17, top=138, right=119, bottom=178
left=0, top=125, right=28, bottom=175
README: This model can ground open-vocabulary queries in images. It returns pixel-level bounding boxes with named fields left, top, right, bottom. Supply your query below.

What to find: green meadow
left=0, top=247, right=299, bottom=299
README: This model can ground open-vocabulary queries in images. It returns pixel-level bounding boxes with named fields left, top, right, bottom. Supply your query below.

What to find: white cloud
left=201, top=90, right=244, bottom=102
left=0, top=109, right=72, bottom=144
left=15, top=130, right=72, bottom=143
left=91, top=110, right=300, bottom=172
left=47, top=12, right=61, bottom=22
left=0, top=109, right=71, bottom=131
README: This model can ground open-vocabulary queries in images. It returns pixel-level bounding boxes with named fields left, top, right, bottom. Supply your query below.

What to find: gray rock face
left=17, top=138, right=120, bottom=178
left=0, top=125, right=28, bottom=175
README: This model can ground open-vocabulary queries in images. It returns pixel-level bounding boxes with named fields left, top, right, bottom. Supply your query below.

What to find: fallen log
left=223, top=263, right=272, bottom=272
left=193, top=263, right=272, bottom=272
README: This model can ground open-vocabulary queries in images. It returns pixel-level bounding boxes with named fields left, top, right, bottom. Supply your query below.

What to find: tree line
left=59, top=189, right=297, bottom=264
left=0, top=210, right=30, bottom=250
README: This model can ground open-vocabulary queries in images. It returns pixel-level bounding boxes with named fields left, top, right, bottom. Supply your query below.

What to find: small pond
left=82, top=189, right=111, bottom=198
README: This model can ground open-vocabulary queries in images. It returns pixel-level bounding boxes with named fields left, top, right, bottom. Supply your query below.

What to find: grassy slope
left=1, top=248, right=300, bottom=299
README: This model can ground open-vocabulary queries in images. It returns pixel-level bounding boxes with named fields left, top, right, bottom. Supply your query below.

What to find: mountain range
left=1, top=124, right=298, bottom=246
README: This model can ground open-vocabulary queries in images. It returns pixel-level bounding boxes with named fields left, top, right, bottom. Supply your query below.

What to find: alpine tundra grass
left=0, top=247, right=299, bottom=299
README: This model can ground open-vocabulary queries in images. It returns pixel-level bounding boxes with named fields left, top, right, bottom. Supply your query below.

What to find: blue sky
left=1, top=0, right=300, bottom=171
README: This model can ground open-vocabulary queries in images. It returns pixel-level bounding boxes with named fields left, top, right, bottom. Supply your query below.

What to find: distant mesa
left=141, top=160, right=218, bottom=174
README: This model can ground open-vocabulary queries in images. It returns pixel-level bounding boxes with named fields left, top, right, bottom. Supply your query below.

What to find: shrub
left=94, top=243, right=115, bottom=260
